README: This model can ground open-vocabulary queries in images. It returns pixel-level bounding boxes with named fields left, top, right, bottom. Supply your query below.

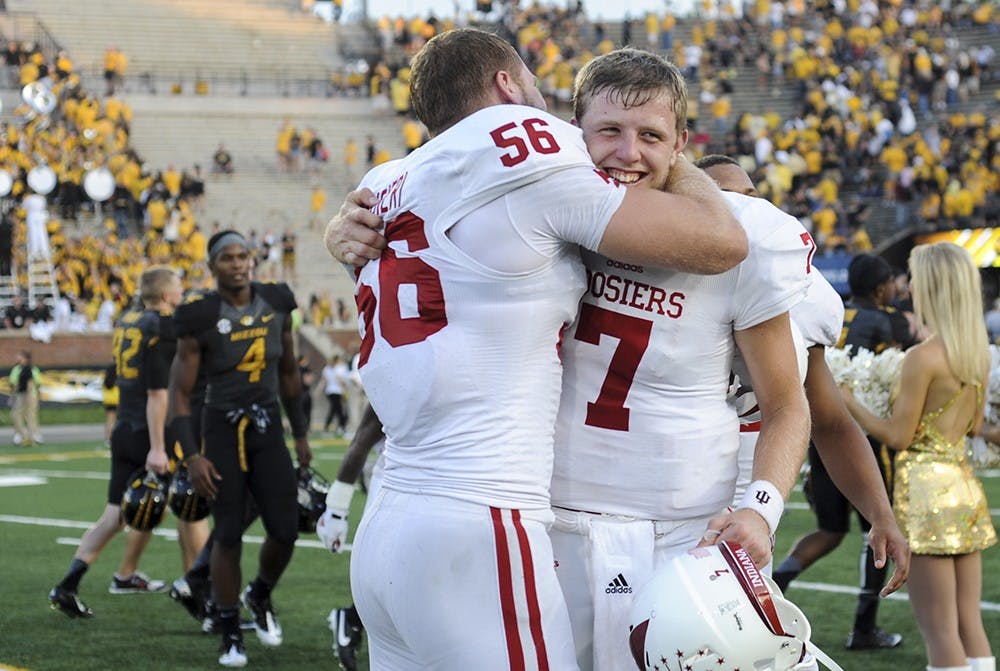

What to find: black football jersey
left=174, top=282, right=296, bottom=412
left=113, top=307, right=176, bottom=430
left=838, top=298, right=914, bottom=355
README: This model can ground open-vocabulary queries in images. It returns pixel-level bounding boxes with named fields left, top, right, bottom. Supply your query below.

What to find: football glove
left=317, top=508, right=349, bottom=553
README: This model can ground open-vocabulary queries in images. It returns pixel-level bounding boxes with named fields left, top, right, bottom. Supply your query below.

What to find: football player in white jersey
left=698, top=155, right=908, bottom=601
left=325, top=30, right=748, bottom=671
left=546, top=50, right=813, bottom=671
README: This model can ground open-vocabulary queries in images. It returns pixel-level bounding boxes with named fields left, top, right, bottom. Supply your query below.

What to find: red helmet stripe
left=718, top=542, right=788, bottom=637
left=628, top=619, right=650, bottom=670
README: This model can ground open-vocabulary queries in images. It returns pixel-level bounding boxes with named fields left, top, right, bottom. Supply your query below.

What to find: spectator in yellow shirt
left=310, top=185, right=326, bottom=229
left=343, top=137, right=358, bottom=176
left=401, top=118, right=424, bottom=154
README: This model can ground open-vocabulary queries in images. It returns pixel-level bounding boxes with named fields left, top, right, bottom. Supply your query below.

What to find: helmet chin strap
left=804, top=640, right=845, bottom=671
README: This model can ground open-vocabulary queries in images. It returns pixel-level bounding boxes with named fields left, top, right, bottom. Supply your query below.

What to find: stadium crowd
left=0, top=2, right=995, bottom=335
left=361, top=0, right=999, bottom=255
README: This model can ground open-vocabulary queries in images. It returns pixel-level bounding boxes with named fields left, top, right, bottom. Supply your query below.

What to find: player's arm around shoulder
left=599, top=155, right=746, bottom=274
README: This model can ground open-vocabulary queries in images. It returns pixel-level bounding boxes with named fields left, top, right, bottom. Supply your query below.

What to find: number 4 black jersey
left=173, top=282, right=296, bottom=412
left=113, top=307, right=176, bottom=431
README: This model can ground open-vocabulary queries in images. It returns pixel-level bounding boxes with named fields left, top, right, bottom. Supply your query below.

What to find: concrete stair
left=5, top=0, right=342, bottom=86
left=125, top=93, right=408, bottom=311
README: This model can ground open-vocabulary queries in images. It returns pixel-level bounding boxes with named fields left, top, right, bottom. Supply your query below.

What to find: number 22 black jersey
left=113, top=307, right=176, bottom=431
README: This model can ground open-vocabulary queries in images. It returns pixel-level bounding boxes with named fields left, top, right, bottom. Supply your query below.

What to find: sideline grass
left=0, top=435, right=997, bottom=670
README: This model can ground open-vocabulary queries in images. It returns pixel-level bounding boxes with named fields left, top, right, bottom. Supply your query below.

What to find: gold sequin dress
left=893, top=384, right=997, bottom=555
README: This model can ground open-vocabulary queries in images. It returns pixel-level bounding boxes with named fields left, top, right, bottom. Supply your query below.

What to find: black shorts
left=108, top=423, right=151, bottom=505
left=808, top=437, right=895, bottom=534
left=202, top=405, right=298, bottom=547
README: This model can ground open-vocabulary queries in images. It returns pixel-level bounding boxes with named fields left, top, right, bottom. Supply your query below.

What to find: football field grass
left=0, top=433, right=997, bottom=671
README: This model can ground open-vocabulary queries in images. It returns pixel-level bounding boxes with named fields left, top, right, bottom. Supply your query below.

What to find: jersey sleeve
left=505, top=165, right=626, bottom=258
left=791, top=271, right=844, bottom=349
left=254, top=281, right=297, bottom=314
left=731, top=195, right=812, bottom=331
left=173, top=292, right=219, bottom=339
left=146, top=314, right=176, bottom=391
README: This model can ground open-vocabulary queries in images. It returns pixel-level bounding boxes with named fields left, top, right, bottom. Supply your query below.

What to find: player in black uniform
left=170, top=230, right=311, bottom=668
left=49, top=266, right=184, bottom=618
left=773, top=253, right=917, bottom=651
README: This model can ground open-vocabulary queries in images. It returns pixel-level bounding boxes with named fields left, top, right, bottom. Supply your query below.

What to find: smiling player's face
left=578, top=89, right=687, bottom=191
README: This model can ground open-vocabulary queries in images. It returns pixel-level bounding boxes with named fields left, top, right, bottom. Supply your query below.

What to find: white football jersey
left=732, top=257, right=845, bottom=428
left=791, top=269, right=844, bottom=350
left=551, top=191, right=811, bottom=521
left=354, top=104, right=626, bottom=510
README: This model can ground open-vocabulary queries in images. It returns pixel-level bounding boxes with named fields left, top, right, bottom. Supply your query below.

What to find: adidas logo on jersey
left=605, top=573, right=632, bottom=594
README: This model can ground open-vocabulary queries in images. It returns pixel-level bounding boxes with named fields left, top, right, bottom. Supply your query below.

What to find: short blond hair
left=139, top=265, right=179, bottom=306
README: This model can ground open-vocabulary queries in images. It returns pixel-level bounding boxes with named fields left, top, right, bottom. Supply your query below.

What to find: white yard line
left=1, top=514, right=347, bottom=551
left=7, top=513, right=999, bottom=611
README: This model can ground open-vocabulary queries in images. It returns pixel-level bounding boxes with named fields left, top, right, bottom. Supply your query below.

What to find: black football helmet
left=168, top=467, right=211, bottom=521
left=121, top=469, right=170, bottom=531
left=297, top=465, right=330, bottom=533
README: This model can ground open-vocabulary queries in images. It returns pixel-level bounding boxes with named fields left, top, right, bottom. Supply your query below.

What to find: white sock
left=968, top=657, right=996, bottom=671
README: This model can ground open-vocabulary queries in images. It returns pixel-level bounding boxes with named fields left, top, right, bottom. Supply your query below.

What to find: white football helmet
left=628, top=542, right=842, bottom=671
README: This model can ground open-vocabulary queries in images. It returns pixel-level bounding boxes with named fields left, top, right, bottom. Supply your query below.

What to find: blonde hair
left=909, top=242, right=989, bottom=385
left=573, top=48, right=688, bottom=137
left=139, top=265, right=179, bottom=306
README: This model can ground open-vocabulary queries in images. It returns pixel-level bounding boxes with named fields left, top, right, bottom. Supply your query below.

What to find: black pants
left=324, top=393, right=346, bottom=431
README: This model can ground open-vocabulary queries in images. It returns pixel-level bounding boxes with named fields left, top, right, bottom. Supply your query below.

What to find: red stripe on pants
left=491, top=507, right=526, bottom=671
left=511, top=509, right=550, bottom=671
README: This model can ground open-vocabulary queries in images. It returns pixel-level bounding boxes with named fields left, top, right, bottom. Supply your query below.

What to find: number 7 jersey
left=351, top=104, right=625, bottom=510
left=551, top=191, right=813, bottom=521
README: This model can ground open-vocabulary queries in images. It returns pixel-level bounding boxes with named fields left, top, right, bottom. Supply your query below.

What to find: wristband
left=737, top=479, right=784, bottom=536
left=325, top=479, right=354, bottom=513
left=282, top=393, right=309, bottom=439
left=170, top=415, right=200, bottom=460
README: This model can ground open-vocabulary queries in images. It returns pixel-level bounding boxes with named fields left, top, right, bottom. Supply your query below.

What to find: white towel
left=588, top=517, right=655, bottom=671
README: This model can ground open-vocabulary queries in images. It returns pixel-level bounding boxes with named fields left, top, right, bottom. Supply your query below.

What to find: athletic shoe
left=243, top=584, right=282, bottom=647
left=845, top=628, right=903, bottom=650
left=201, top=601, right=255, bottom=634
left=109, top=571, right=167, bottom=594
left=218, top=632, right=247, bottom=668
left=49, top=585, right=94, bottom=618
left=328, top=607, right=363, bottom=671
left=170, top=577, right=208, bottom=622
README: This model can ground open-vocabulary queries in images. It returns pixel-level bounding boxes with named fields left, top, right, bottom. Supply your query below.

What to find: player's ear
left=494, top=69, right=516, bottom=103
left=570, top=117, right=580, bottom=127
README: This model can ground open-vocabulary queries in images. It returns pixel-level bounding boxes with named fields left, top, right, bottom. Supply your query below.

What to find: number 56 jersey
left=552, top=191, right=812, bottom=521
left=351, top=104, right=625, bottom=511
